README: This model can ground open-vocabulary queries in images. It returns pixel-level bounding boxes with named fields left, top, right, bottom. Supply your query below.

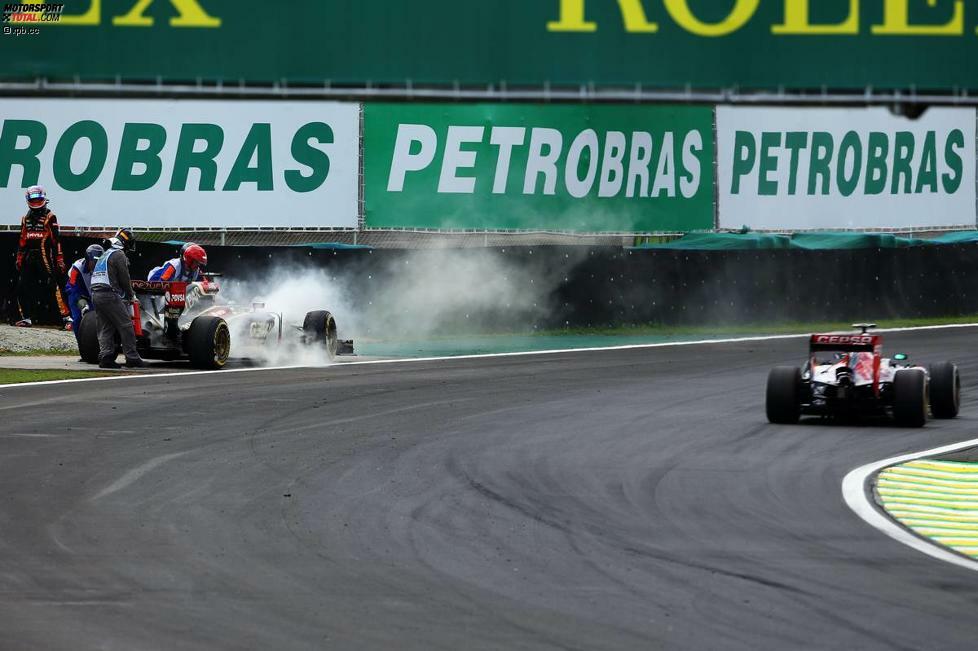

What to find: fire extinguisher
left=130, top=299, right=143, bottom=337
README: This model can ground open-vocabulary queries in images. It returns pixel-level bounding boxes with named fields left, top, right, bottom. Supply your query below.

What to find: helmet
left=26, top=185, right=47, bottom=210
left=114, top=227, right=135, bottom=251
left=182, top=244, right=207, bottom=271
left=180, top=241, right=196, bottom=255
left=85, top=244, right=104, bottom=264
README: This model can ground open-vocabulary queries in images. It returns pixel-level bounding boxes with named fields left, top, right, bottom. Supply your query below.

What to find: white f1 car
left=77, top=276, right=353, bottom=369
left=766, top=324, right=959, bottom=427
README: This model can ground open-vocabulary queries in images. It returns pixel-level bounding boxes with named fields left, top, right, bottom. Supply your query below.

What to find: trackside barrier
left=6, top=233, right=978, bottom=328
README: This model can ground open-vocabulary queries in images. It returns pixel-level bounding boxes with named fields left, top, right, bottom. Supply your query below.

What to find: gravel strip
left=0, top=324, right=77, bottom=354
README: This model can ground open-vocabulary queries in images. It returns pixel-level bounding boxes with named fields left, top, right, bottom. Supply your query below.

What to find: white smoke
left=215, top=267, right=356, bottom=367
left=208, top=247, right=577, bottom=364
left=351, top=248, right=561, bottom=340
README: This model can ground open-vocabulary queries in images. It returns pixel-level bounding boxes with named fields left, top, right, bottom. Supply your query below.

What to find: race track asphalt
left=3, top=328, right=978, bottom=650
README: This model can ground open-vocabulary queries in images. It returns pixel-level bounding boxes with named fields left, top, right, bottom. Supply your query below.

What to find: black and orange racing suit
left=15, top=207, right=69, bottom=323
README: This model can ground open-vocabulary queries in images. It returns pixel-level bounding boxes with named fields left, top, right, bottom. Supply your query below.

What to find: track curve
left=3, top=328, right=978, bottom=650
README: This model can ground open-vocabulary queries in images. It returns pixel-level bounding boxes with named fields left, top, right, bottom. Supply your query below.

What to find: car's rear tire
left=77, top=310, right=102, bottom=364
left=303, top=310, right=338, bottom=361
left=766, top=366, right=801, bottom=424
left=186, top=315, right=230, bottom=370
left=929, top=361, right=960, bottom=419
left=893, top=369, right=928, bottom=427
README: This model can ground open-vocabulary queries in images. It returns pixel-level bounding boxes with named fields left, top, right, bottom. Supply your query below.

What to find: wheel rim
left=214, top=323, right=231, bottom=364
left=923, top=381, right=930, bottom=421
left=325, top=316, right=338, bottom=358
left=954, top=370, right=961, bottom=409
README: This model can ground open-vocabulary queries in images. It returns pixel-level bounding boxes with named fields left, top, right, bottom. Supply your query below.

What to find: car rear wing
left=132, top=280, right=181, bottom=295
left=132, top=278, right=220, bottom=296
left=809, top=334, right=881, bottom=354
left=132, top=278, right=219, bottom=311
left=132, top=280, right=189, bottom=309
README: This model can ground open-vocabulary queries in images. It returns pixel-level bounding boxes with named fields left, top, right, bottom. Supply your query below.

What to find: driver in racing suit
left=14, top=185, right=70, bottom=327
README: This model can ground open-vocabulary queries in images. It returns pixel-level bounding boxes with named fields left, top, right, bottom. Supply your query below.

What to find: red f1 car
left=76, top=276, right=352, bottom=369
left=766, top=324, right=960, bottom=427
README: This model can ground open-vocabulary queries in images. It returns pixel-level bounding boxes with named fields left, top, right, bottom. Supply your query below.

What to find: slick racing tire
left=77, top=310, right=102, bottom=364
left=766, top=366, right=801, bottom=424
left=303, top=310, right=338, bottom=361
left=893, top=369, right=928, bottom=428
left=929, top=361, right=960, bottom=419
left=186, top=315, right=230, bottom=370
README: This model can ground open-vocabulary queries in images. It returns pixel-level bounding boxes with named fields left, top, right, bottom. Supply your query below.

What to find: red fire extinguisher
left=130, top=300, right=143, bottom=337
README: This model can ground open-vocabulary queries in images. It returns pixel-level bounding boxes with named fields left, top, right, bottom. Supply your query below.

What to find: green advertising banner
left=363, top=103, right=714, bottom=232
left=2, top=1, right=977, bottom=91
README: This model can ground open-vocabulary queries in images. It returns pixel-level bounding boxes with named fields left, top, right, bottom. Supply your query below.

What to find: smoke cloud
left=212, top=247, right=579, bottom=364
left=214, top=267, right=354, bottom=367
left=350, top=248, right=566, bottom=339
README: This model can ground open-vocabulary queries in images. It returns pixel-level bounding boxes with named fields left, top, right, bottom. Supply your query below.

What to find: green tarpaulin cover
left=634, top=231, right=978, bottom=251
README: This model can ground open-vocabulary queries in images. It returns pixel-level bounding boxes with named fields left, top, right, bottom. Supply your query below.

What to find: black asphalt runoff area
left=3, top=328, right=978, bottom=650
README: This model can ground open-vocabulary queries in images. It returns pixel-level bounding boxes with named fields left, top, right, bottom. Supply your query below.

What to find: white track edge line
left=3, top=321, right=978, bottom=391
left=842, top=437, right=978, bottom=572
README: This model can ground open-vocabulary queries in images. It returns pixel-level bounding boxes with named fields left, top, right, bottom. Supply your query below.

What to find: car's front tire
left=893, top=369, right=928, bottom=427
left=303, top=310, right=338, bottom=361
left=929, top=361, right=960, bottom=419
left=766, top=366, right=801, bottom=424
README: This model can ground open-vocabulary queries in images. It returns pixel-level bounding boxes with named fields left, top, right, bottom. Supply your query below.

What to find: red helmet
left=26, top=185, right=47, bottom=209
left=182, top=244, right=208, bottom=271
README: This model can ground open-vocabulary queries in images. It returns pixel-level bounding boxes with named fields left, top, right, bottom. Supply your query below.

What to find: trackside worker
left=90, top=228, right=144, bottom=369
left=144, top=243, right=208, bottom=319
left=64, top=243, right=104, bottom=342
left=147, top=243, right=208, bottom=282
left=14, top=185, right=70, bottom=327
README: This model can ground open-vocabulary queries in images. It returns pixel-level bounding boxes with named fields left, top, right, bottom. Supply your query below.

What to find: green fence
left=363, top=103, right=714, bottom=232
left=3, top=1, right=977, bottom=91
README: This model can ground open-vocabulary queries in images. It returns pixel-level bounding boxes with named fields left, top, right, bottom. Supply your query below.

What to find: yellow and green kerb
left=877, top=460, right=978, bottom=559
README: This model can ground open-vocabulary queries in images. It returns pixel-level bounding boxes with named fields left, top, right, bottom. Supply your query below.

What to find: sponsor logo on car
left=133, top=280, right=170, bottom=292
left=812, top=335, right=875, bottom=345
left=249, top=321, right=273, bottom=338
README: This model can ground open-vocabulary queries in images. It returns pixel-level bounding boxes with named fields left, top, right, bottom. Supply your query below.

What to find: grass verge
left=0, top=348, right=77, bottom=357
left=536, top=315, right=978, bottom=338
left=5, top=314, right=978, bottom=357
left=0, top=368, right=117, bottom=384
